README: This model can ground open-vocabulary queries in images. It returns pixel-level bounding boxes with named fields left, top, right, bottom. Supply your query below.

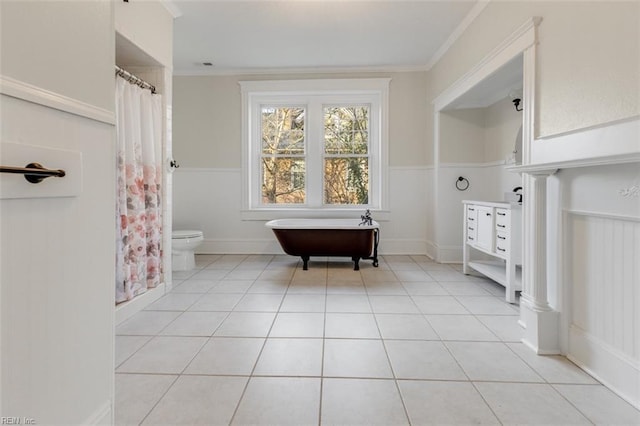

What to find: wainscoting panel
left=172, top=166, right=431, bottom=254
left=567, top=211, right=640, bottom=408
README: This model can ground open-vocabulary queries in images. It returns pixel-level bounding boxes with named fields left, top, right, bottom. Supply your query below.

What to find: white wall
left=114, top=0, right=174, bottom=68
left=0, top=1, right=115, bottom=423
left=435, top=96, right=523, bottom=261
left=428, top=1, right=640, bottom=140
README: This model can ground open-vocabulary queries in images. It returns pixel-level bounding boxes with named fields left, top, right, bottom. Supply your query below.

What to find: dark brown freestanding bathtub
left=265, top=219, right=379, bottom=270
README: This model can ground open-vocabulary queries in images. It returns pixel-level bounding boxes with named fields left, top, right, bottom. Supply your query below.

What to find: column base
left=520, top=301, right=560, bottom=354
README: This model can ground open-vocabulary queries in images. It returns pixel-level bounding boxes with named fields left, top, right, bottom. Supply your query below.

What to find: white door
left=1, top=1, right=115, bottom=424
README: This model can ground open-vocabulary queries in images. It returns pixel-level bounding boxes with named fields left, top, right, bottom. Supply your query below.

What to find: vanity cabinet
left=462, top=200, right=522, bottom=303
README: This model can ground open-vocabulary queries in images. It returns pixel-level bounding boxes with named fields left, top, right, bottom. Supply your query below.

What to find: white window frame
left=240, top=79, right=390, bottom=220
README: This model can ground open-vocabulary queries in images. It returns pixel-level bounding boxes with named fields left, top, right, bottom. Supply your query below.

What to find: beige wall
left=115, top=0, right=174, bottom=68
left=484, top=97, right=522, bottom=162
left=173, top=71, right=429, bottom=168
left=429, top=1, right=640, bottom=142
left=0, top=0, right=114, bottom=112
left=439, top=97, right=521, bottom=164
left=439, top=108, right=485, bottom=163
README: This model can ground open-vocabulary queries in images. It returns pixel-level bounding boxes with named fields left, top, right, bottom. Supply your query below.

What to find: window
left=241, top=79, right=389, bottom=218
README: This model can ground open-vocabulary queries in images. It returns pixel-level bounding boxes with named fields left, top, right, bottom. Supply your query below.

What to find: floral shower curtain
left=115, top=76, right=163, bottom=304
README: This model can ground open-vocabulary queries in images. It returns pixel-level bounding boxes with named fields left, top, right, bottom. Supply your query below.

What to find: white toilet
left=172, top=230, right=204, bottom=271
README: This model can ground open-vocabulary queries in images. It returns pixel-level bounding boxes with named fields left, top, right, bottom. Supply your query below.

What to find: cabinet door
left=476, top=206, right=494, bottom=252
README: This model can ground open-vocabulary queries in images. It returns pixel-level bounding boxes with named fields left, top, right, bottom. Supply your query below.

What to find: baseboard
left=82, top=400, right=112, bottom=425
left=434, top=244, right=463, bottom=263
left=115, top=283, right=167, bottom=325
left=568, top=325, right=640, bottom=410
left=197, top=238, right=430, bottom=255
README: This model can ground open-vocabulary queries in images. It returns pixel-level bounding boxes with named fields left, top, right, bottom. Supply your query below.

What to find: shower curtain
left=115, top=76, right=163, bottom=304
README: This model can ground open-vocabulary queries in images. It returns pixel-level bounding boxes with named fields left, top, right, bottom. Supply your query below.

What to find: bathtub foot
left=352, top=256, right=360, bottom=271
left=301, top=256, right=309, bottom=270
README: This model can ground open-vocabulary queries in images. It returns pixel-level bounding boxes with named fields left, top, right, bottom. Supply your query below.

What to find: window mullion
left=306, top=100, right=323, bottom=208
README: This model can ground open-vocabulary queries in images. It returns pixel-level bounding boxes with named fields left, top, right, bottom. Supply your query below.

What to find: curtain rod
left=115, top=65, right=156, bottom=94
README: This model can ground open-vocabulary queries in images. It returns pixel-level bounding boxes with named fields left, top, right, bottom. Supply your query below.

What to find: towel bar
left=0, top=162, right=66, bottom=183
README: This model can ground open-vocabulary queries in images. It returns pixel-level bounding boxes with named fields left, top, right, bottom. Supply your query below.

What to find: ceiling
left=169, top=0, right=480, bottom=75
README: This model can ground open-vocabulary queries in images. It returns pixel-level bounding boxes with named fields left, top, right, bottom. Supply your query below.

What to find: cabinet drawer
left=467, top=223, right=477, bottom=242
left=495, top=208, right=510, bottom=232
left=495, top=231, right=509, bottom=257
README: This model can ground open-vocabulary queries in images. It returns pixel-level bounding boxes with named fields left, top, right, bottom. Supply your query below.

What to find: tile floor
left=115, top=254, right=640, bottom=425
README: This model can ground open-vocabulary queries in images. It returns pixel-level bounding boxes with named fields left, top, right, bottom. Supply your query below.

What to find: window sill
left=241, top=208, right=390, bottom=222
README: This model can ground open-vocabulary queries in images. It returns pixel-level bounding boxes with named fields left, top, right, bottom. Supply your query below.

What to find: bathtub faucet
left=360, top=209, right=373, bottom=226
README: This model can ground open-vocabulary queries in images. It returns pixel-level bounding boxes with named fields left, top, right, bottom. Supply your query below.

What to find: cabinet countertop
left=462, top=200, right=522, bottom=209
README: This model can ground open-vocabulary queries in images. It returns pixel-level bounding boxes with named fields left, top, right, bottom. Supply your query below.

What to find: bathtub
left=265, top=218, right=380, bottom=271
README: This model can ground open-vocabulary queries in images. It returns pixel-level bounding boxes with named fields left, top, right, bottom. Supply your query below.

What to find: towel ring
left=456, top=176, right=469, bottom=191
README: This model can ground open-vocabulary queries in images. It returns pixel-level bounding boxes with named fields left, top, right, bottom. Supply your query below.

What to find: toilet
left=171, top=230, right=204, bottom=271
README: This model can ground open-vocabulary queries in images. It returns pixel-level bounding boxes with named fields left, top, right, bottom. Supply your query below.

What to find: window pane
left=262, top=107, right=305, bottom=154
left=324, top=158, right=369, bottom=205
left=262, top=157, right=305, bottom=204
left=324, top=106, right=368, bottom=154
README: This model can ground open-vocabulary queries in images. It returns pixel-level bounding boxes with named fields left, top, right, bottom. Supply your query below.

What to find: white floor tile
left=115, top=335, right=152, bottom=367
left=143, top=375, right=247, bottom=425
left=426, top=315, right=500, bottom=341
left=553, top=384, right=640, bottom=424
left=401, top=281, right=448, bottom=295
left=232, top=377, right=321, bottom=425
left=375, top=314, right=439, bottom=340
left=116, top=336, right=207, bottom=374
left=323, top=339, right=393, bottom=378
left=254, top=338, right=323, bottom=376
left=160, top=311, right=228, bottom=336
left=269, top=312, right=325, bottom=338
left=247, top=279, right=289, bottom=294
left=279, top=294, right=326, bottom=312
left=325, top=281, right=367, bottom=294
left=325, top=313, right=380, bottom=339
left=191, top=269, right=230, bottom=280
left=171, top=279, right=219, bottom=293
left=325, top=294, right=372, bottom=313
left=399, top=380, right=499, bottom=425
left=411, top=295, right=470, bottom=314
left=287, top=280, right=327, bottom=294
left=225, top=269, right=263, bottom=280
left=365, top=282, right=408, bottom=295
left=477, top=315, right=523, bottom=342
left=209, top=280, right=254, bottom=293
left=214, top=312, right=276, bottom=337
left=475, top=382, right=591, bottom=424
left=455, top=295, right=519, bottom=315
left=321, top=378, right=409, bottom=425
left=393, top=270, right=434, bottom=282
left=184, top=337, right=264, bottom=375
left=446, top=341, right=544, bottom=382
left=233, top=293, right=284, bottom=312
left=439, top=281, right=492, bottom=296
left=116, top=311, right=182, bottom=336
left=508, top=343, right=598, bottom=384
left=257, top=268, right=294, bottom=280
left=115, top=373, right=176, bottom=426
left=368, top=295, right=420, bottom=314
left=144, top=293, right=203, bottom=311
left=115, top=253, right=634, bottom=426
left=385, top=340, right=467, bottom=380
left=188, top=293, right=243, bottom=311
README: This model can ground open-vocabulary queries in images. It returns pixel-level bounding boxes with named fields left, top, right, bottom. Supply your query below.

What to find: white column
left=519, top=170, right=560, bottom=354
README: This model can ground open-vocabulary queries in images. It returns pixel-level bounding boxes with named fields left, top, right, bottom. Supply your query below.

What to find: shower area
left=115, top=65, right=163, bottom=304
left=114, top=15, right=175, bottom=322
